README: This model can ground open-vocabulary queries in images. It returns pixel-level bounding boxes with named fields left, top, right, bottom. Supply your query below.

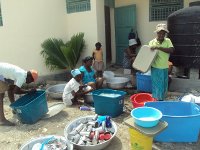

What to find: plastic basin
left=130, top=93, right=156, bottom=108
left=131, top=107, right=162, bottom=128
left=10, top=90, right=48, bottom=124
left=145, top=101, right=200, bottom=142
left=92, top=89, right=126, bottom=117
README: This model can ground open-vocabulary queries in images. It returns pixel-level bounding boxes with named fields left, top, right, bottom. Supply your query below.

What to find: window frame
left=66, top=0, right=91, bottom=14
left=149, top=0, right=184, bottom=21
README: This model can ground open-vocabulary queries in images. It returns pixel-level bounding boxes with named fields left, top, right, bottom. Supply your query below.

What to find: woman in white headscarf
left=123, top=39, right=139, bottom=85
left=123, top=39, right=138, bottom=70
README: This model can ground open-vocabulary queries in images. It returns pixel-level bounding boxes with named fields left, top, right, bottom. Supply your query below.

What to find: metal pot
left=46, top=84, right=66, bottom=99
left=82, top=86, right=93, bottom=103
left=20, top=135, right=73, bottom=150
left=106, top=77, right=130, bottom=89
left=83, top=93, right=93, bottom=104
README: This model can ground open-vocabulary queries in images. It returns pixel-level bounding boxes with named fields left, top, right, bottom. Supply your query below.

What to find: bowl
left=106, top=77, right=130, bottom=89
left=103, top=71, right=115, bottom=80
left=64, top=115, right=117, bottom=150
left=46, top=84, right=66, bottom=99
left=130, top=93, right=156, bottom=108
left=131, top=107, right=162, bottom=128
left=20, top=135, right=73, bottom=150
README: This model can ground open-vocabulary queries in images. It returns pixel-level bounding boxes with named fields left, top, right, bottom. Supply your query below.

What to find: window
left=149, top=0, right=183, bottom=21
left=66, top=0, right=91, bottom=14
left=0, top=3, right=2, bottom=26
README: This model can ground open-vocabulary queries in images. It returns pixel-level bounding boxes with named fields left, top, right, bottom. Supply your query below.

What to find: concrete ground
left=0, top=65, right=199, bottom=150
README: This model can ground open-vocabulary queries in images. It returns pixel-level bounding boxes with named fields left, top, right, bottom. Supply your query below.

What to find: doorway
left=115, top=5, right=136, bottom=65
left=105, top=6, right=112, bottom=65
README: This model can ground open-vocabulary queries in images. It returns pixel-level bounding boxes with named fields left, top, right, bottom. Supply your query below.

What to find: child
left=92, top=42, right=104, bottom=77
left=62, top=69, right=92, bottom=106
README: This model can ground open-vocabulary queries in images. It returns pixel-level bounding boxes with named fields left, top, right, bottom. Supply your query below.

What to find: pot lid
left=42, top=102, right=65, bottom=119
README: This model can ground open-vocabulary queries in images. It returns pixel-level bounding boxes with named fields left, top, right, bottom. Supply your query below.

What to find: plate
left=42, top=102, right=65, bottom=119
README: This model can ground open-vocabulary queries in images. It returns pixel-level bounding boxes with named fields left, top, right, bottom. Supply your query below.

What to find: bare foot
left=0, top=119, right=15, bottom=126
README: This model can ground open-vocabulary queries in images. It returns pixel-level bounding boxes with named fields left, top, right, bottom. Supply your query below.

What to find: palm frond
left=41, top=38, right=68, bottom=70
left=40, top=33, right=85, bottom=71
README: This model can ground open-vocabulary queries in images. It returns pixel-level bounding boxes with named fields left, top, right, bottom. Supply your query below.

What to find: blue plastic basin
left=92, top=89, right=126, bottom=118
left=10, top=90, right=48, bottom=124
left=145, top=101, right=200, bottom=142
left=131, top=107, right=162, bottom=128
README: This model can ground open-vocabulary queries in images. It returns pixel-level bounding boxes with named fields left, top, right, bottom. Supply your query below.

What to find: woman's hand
left=150, top=46, right=158, bottom=51
left=28, top=88, right=37, bottom=94
left=79, top=84, right=87, bottom=90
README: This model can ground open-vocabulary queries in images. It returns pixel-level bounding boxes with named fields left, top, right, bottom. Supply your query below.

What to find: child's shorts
left=93, top=61, right=104, bottom=71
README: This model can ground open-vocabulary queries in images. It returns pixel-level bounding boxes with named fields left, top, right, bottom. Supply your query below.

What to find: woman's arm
left=151, top=47, right=174, bottom=53
left=126, top=48, right=137, bottom=57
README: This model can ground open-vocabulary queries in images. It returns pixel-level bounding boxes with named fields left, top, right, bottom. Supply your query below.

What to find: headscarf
left=129, top=39, right=137, bottom=46
left=30, top=69, right=38, bottom=82
left=71, top=69, right=81, bottom=77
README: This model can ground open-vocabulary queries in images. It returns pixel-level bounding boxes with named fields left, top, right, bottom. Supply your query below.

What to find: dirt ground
left=0, top=91, right=200, bottom=150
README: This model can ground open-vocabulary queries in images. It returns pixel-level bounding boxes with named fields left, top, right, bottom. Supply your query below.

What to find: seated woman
left=79, top=56, right=103, bottom=89
left=62, top=69, right=92, bottom=106
left=123, top=38, right=138, bottom=85
left=123, top=38, right=138, bottom=72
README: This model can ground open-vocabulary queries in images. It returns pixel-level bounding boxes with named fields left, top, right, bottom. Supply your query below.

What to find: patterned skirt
left=151, top=67, right=168, bottom=100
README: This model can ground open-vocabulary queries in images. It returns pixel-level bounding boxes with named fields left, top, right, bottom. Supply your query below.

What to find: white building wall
left=96, top=0, right=106, bottom=67
left=115, top=0, right=195, bottom=46
left=0, top=0, right=198, bottom=76
left=65, top=0, right=98, bottom=67
left=0, top=0, right=67, bottom=76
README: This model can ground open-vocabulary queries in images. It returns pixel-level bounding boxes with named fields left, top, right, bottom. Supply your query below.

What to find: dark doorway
left=105, top=6, right=112, bottom=64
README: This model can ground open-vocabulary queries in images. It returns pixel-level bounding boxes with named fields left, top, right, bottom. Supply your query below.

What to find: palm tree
left=41, top=33, right=85, bottom=70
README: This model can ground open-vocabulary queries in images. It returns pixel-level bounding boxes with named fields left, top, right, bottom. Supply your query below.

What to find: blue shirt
left=79, top=66, right=96, bottom=84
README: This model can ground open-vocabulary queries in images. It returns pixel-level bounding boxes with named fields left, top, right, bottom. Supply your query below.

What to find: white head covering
left=129, top=39, right=137, bottom=46
left=154, top=23, right=169, bottom=33
left=71, top=69, right=81, bottom=77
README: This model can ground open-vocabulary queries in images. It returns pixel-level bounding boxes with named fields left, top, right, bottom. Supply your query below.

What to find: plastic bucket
left=130, top=93, right=155, bottom=108
left=136, top=72, right=152, bottom=92
left=129, top=128, right=153, bottom=150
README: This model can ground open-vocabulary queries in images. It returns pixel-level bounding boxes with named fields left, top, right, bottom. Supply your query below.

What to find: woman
left=79, top=56, right=103, bottom=89
left=149, top=24, right=174, bottom=100
left=123, top=38, right=138, bottom=85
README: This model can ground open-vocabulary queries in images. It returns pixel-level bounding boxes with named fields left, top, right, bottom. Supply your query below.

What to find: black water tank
left=167, top=5, right=200, bottom=68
